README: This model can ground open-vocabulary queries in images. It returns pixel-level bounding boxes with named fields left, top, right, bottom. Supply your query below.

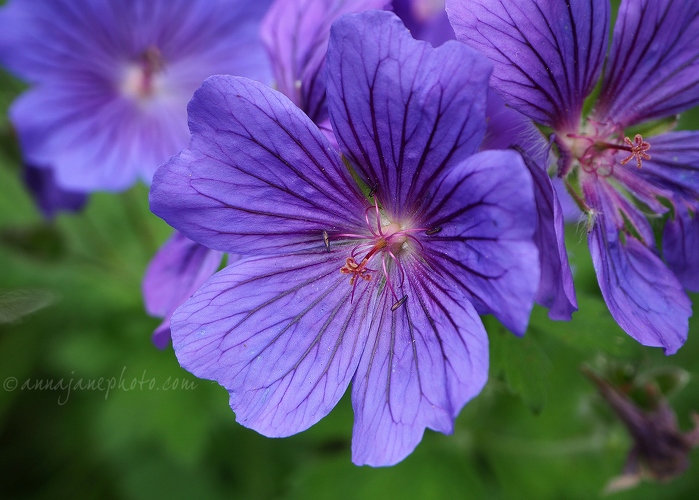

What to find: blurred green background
left=1, top=51, right=699, bottom=500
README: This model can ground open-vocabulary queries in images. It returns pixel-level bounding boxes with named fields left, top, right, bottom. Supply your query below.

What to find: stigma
left=559, top=119, right=652, bottom=177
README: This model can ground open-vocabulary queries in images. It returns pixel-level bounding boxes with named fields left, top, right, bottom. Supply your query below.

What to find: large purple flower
left=448, top=0, right=698, bottom=354
left=0, top=0, right=271, bottom=192
left=150, top=11, right=540, bottom=465
left=142, top=0, right=390, bottom=349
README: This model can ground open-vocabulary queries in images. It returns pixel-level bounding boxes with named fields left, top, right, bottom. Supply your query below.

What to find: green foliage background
left=1, top=22, right=699, bottom=500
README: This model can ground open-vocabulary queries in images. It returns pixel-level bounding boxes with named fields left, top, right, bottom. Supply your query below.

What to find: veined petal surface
left=419, top=150, right=539, bottom=335
left=597, top=0, right=699, bottom=126
left=150, top=76, right=366, bottom=255
left=326, top=10, right=491, bottom=218
left=447, top=0, right=609, bottom=131
left=171, top=252, right=374, bottom=437
left=663, top=203, right=699, bottom=293
left=585, top=178, right=691, bottom=355
left=351, top=267, right=487, bottom=466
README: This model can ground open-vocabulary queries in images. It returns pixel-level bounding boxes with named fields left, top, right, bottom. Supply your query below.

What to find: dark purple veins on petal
left=326, top=10, right=491, bottom=218
left=447, top=0, right=609, bottom=131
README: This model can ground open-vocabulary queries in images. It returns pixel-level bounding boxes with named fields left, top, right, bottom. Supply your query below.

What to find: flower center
left=336, top=198, right=421, bottom=305
left=558, top=119, right=651, bottom=178
left=121, top=46, right=165, bottom=100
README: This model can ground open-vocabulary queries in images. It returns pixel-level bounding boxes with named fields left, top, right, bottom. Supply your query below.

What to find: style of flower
left=448, top=0, right=699, bottom=354
left=0, top=0, right=271, bottom=192
left=150, top=11, right=540, bottom=465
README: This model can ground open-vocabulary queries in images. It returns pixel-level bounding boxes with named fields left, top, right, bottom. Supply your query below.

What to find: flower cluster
left=448, top=0, right=699, bottom=354
left=1, top=0, right=697, bottom=467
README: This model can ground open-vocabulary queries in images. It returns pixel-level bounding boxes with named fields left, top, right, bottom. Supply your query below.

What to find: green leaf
left=531, top=294, right=641, bottom=357
left=488, top=321, right=552, bottom=414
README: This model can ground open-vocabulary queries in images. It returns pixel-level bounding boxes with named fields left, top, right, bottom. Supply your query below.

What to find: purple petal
left=23, top=164, right=88, bottom=219
left=351, top=269, right=488, bottom=466
left=480, top=91, right=549, bottom=165
left=150, top=75, right=367, bottom=255
left=663, top=203, right=699, bottom=293
left=421, top=150, right=539, bottom=335
left=326, top=10, right=492, bottom=218
left=11, top=85, right=190, bottom=191
left=261, top=0, right=388, bottom=122
left=0, top=0, right=272, bottom=85
left=551, top=176, right=583, bottom=223
left=152, top=317, right=173, bottom=350
left=585, top=179, right=691, bottom=355
left=519, top=150, right=577, bottom=320
left=447, top=0, right=609, bottom=130
left=633, top=131, right=699, bottom=200
left=0, top=0, right=272, bottom=191
left=393, top=0, right=455, bottom=47
left=143, top=232, right=224, bottom=316
left=143, top=232, right=224, bottom=349
left=171, top=252, right=374, bottom=437
left=597, top=0, right=699, bottom=126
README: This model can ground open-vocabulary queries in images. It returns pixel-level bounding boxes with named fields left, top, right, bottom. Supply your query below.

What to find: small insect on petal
left=391, top=294, right=408, bottom=311
left=323, top=230, right=330, bottom=252
left=425, top=226, right=442, bottom=235
left=368, top=183, right=378, bottom=198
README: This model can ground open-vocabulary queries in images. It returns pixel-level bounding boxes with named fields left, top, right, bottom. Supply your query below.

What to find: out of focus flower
left=23, top=165, right=87, bottom=219
left=393, top=0, right=454, bottom=46
left=150, top=11, right=540, bottom=465
left=583, top=367, right=699, bottom=492
left=0, top=0, right=271, bottom=192
left=448, top=0, right=699, bottom=354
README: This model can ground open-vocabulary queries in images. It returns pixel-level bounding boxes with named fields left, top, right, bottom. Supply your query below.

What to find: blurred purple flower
left=150, top=11, right=540, bottom=465
left=0, top=0, right=271, bottom=192
left=583, top=367, right=699, bottom=492
left=393, top=0, right=454, bottom=47
left=23, top=165, right=88, bottom=219
left=448, top=0, right=699, bottom=354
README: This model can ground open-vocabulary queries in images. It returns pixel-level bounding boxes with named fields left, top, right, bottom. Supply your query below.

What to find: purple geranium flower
left=150, top=11, right=540, bottom=465
left=0, top=0, right=271, bottom=192
left=448, top=0, right=699, bottom=354
left=142, top=0, right=389, bottom=349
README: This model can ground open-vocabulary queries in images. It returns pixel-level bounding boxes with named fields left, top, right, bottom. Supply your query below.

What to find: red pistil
left=340, top=238, right=387, bottom=285
left=336, top=197, right=426, bottom=305
left=619, top=134, right=651, bottom=169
